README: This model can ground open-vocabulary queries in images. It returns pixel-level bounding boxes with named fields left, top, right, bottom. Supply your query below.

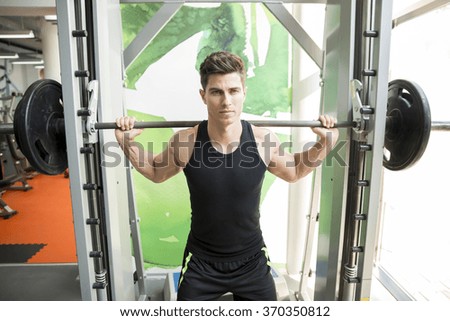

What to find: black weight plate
left=14, top=79, right=67, bottom=175
left=384, top=79, right=431, bottom=171
left=13, top=79, right=45, bottom=154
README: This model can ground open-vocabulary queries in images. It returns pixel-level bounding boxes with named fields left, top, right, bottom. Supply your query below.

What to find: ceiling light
left=0, top=52, right=19, bottom=59
left=44, top=15, right=57, bottom=21
left=0, top=30, right=35, bottom=39
left=11, top=59, right=44, bottom=65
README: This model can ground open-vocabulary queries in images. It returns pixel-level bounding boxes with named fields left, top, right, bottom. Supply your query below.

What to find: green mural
left=121, top=3, right=292, bottom=267
left=127, top=110, right=191, bottom=267
left=121, top=3, right=291, bottom=116
left=245, top=5, right=291, bottom=117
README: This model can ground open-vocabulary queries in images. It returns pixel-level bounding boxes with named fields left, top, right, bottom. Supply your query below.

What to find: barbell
left=0, top=78, right=440, bottom=175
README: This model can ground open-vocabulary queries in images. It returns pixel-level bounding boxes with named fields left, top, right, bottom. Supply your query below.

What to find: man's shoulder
left=250, top=124, right=274, bottom=143
left=173, top=125, right=198, bottom=141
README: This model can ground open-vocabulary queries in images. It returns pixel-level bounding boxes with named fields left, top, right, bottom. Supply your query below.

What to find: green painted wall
left=122, top=3, right=292, bottom=267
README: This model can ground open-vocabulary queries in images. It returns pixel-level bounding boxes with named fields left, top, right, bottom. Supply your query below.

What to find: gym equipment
left=13, top=80, right=67, bottom=175
left=383, top=79, right=431, bottom=171
left=0, top=78, right=443, bottom=175
left=0, top=94, right=34, bottom=191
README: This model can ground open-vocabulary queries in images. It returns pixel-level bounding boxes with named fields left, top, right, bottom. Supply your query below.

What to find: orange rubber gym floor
left=0, top=174, right=77, bottom=264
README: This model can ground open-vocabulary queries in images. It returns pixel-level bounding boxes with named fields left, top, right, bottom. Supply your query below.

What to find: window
left=377, top=3, right=450, bottom=301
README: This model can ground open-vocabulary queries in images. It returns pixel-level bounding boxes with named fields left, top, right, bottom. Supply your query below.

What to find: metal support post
left=314, top=0, right=355, bottom=300
left=338, top=0, right=393, bottom=301
left=91, top=0, right=137, bottom=300
left=57, top=0, right=137, bottom=300
left=356, top=0, right=393, bottom=300
left=56, top=0, right=98, bottom=300
left=339, top=0, right=373, bottom=301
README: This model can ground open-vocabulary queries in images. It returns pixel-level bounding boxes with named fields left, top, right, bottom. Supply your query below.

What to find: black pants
left=177, top=247, right=277, bottom=301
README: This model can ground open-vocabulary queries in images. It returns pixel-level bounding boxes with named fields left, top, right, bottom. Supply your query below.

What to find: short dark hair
left=199, top=51, right=246, bottom=89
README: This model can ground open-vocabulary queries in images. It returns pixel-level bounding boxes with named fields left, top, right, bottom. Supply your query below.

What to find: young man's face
left=199, top=72, right=246, bottom=125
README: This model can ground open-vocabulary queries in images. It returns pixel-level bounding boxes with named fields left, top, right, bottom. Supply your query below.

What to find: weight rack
left=55, top=0, right=394, bottom=301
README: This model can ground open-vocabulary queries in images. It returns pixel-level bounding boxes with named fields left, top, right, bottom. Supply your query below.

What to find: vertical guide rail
left=56, top=0, right=97, bottom=300
left=356, top=0, right=393, bottom=300
left=59, top=0, right=111, bottom=301
left=83, top=0, right=111, bottom=301
left=57, top=0, right=137, bottom=300
left=91, top=0, right=137, bottom=300
left=339, top=0, right=371, bottom=301
left=339, top=0, right=393, bottom=301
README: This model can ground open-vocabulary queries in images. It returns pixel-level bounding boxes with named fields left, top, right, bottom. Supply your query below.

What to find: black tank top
left=183, top=120, right=267, bottom=261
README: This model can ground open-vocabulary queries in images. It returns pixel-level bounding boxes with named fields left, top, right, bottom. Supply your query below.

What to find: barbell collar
left=53, top=118, right=66, bottom=135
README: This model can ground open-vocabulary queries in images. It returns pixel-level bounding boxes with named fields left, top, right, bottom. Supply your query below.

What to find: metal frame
left=91, top=0, right=138, bottom=301
left=373, top=265, right=415, bottom=301
left=314, top=0, right=394, bottom=301
left=55, top=0, right=396, bottom=301
left=287, top=2, right=324, bottom=296
left=120, top=0, right=354, bottom=301
left=298, top=167, right=322, bottom=300
left=392, top=0, right=450, bottom=28
left=121, top=0, right=325, bottom=69
left=123, top=2, right=183, bottom=68
left=56, top=0, right=98, bottom=300
left=356, top=0, right=393, bottom=300
left=57, top=0, right=137, bottom=300
left=314, top=0, right=354, bottom=300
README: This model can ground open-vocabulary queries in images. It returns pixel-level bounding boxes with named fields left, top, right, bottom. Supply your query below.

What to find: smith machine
left=6, top=0, right=445, bottom=300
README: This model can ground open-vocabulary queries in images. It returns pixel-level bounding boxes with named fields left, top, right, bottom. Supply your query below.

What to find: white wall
left=0, top=60, right=38, bottom=95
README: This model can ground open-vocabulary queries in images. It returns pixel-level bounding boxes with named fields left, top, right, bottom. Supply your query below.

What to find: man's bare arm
left=115, top=116, right=194, bottom=183
left=264, top=115, right=339, bottom=182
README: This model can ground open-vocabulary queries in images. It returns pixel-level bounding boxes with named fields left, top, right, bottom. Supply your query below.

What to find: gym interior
left=0, top=0, right=449, bottom=302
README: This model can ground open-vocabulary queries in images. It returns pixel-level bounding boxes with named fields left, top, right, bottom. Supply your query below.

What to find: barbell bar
left=429, top=121, right=450, bottom=131
left=1, top=113, right=445, bottom=133
left=0, top=123, right=13, bottom=135
left=1, top=119, right=357, bottom=133
left=95, top=120, right=357, bottom=130
left=1, top=78, right=445, bottom=175
left=11, top=118, right=441, bottom=131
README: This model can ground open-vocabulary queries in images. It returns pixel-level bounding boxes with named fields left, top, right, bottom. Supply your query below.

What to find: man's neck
left=207, top=118, right=242, bottom=153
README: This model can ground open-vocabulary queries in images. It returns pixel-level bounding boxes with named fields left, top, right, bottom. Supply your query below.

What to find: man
left=115, top=51, right=339, bottom=300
